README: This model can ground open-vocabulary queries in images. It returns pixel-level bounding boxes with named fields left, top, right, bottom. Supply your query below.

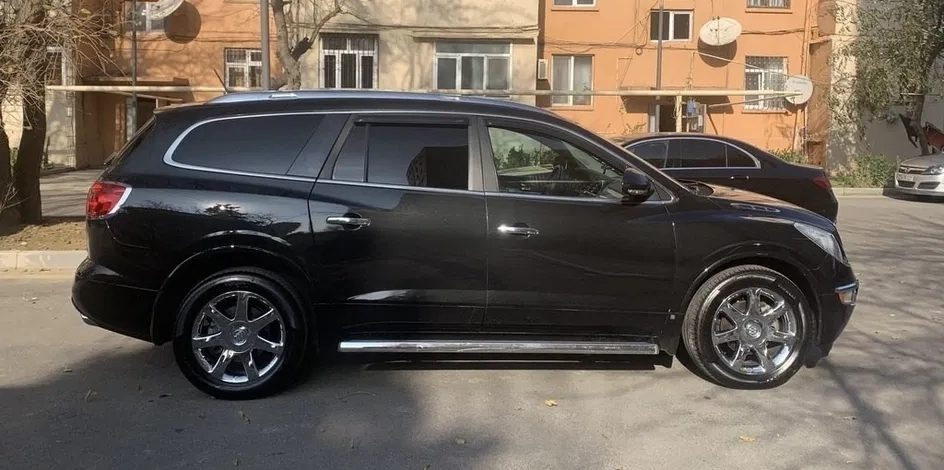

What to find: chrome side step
left=337, top=340, right=659, bottom=355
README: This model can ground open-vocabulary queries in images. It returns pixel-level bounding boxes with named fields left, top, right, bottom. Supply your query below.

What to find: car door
left=478, top=117, right=677, bottom=338
left=308, top=113, right=488, bottom=335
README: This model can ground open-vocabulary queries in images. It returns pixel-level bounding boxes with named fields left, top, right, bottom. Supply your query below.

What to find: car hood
left=900, top=153, right=944, bottom=169
left=696, top=182, right=832, bottom=227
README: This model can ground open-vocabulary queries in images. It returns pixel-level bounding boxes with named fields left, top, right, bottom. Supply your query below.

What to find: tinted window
left=332, top=122, right=470, bottom=190
left=173, top=114, right=322, bottom=175
left=670, top=139, right=727, bottom=168
left=628, top=141, right=668, bottom=167
left=488, top=125, right=624, bottom=199
left=726, top=144, right=757, bottom=168
left=332, top=124, right=366, bottom=181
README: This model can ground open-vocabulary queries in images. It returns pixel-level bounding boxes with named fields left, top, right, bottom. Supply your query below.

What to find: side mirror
left=622, top=167, right=653, bottom=202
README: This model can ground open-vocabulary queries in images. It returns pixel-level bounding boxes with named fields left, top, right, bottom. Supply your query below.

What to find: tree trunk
left=14, top=92, right=46, bottom=224
left=909, top=93, right=931, bottom=155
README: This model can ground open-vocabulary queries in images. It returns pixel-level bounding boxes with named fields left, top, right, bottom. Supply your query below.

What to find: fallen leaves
left=83, top=389, right=96, bottom=402
left=738, top=435, right=756, bottom=443
left=62, top=367, right=73, bottom=373
left=454, top=438, right=466, bottom=445
left=544, top=399, right=558, bottom=407
left=237, top=410, right=251, bottom=424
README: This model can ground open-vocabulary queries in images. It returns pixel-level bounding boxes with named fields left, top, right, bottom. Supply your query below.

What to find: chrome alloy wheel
left=711, top=287, right=799, bottom=376
left=190, top=291, right=286, bottom=385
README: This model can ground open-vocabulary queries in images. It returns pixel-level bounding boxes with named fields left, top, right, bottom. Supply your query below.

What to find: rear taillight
left=813, top=175, right=832, bottom=190
left=86, top=181, right=130, bottom=219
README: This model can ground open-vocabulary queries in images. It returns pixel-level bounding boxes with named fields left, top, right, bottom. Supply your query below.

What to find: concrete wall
left=543, top=0, right=815, bottom=151
left=299, top=0, right=540, bottom=104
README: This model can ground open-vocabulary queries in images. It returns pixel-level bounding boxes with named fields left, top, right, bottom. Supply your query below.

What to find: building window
left=745, top=56, right=788, bottom=110
left=748, top=0, right=790, bottom=7
left=551, top=55, right=593, bottom=106
left=434, top=41, right=511, bottom=92
left=126, top=2, right=165, bottom=33
left=649, top=11, right=692, bottom=41
left=553, top=0, right=595, bottom=6
left=224, top=48, right=263, bottom=88
left=321, top=33, right=378, bottom=89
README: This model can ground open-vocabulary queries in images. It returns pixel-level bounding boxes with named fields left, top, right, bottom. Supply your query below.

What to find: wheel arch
left=679, top=252, right=823, bottom=345
left=150, top=244, right=314, bottom=345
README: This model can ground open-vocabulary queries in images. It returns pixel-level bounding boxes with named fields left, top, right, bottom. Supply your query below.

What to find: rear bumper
left=71, top=258, right=158, bottom=343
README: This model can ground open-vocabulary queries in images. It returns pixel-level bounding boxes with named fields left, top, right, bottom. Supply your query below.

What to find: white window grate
left=321, top=33, right=379, bottom=89
left=748, top=0, right=790, bottom=8
left=744, top=56, right=788, bottom=110
left=223, top=48, right=263, bottom=88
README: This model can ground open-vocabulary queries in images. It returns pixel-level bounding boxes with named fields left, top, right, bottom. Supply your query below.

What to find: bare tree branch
left=268, top=0, right=346, bottom=90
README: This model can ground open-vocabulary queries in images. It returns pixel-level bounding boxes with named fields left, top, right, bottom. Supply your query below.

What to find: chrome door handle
left=498, top=224, right=539, bottom=236
left=326, top=216, right=371, bottom=227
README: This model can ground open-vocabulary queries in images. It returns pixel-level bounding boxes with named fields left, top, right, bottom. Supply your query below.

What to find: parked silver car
left=894, top=153, right=944, bottom=197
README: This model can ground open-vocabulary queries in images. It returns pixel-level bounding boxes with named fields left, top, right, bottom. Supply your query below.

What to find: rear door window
left=172, top=114, right=324, bottom=175
left=671, top=139, right=727, bottom=168
left=332, top=121, right=471, bottom=191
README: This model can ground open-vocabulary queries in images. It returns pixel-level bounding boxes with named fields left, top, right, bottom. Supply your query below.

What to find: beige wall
left=2, top=94, right=23, bottom=151
left=543, top=0, right=815, bottom=151
left=300, top=0, right=540, bottom=104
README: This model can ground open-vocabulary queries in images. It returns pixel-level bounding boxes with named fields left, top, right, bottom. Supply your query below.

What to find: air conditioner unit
left=537, top=59, right=548, bottom=80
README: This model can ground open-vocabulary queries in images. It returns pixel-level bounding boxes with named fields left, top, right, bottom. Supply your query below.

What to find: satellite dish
left=699, top=17, right=743, bottom=46
left=783, top=75, right=814, bottom=105
left=148, top=0, right=184, bottom=20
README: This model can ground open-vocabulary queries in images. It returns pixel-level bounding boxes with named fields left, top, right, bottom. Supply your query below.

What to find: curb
left=0, top=250, right=86, bottom=271
left=833, top=187, right=887, bottom=197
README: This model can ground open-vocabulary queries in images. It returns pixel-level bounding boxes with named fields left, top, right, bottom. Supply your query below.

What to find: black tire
left=172, top=267, right=312, bottom=400
left=681, top=264, right=815, bottom=389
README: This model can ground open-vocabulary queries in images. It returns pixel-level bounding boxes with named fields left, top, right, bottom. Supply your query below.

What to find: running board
left=337, top=340, right=659, bottom=355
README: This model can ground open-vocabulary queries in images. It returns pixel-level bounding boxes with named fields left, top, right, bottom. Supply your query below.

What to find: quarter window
left=745, top=56, right=788, bottom=110
left=487, top=125, right=623, bottom=199
left=726, top=145, right=758, bottom=168
left=551, top=55, right=593, bottom=106
left=332, top=123, right=470, bottom=191
left=321, top=33, right=378, bottom=89
left=649, top=11, right=692, bottom=41
left=172, top=114, right=324, bottom=175
left=435, top=41, right=511, bottom=92
left=224, top=48, right=263, bottom=88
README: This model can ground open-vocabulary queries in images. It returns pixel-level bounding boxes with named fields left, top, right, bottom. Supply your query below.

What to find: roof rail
left=207, top=89, right=471, bottom=105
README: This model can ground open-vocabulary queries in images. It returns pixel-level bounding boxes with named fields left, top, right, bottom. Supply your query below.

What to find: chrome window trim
left=162, top=108, right=685, bottom=201
left=628, top=135, right=762, bottom=170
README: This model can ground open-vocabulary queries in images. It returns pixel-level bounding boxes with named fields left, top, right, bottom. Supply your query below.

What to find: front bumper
left=894, top=172, right=944, bottom=195
left=806, top=279, right=858, bottom=366
left=71, top=258, right=158, bottom=343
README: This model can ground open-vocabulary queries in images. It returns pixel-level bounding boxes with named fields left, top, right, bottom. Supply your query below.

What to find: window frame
left=319, top=33, right=380, bottom=89
left=639, top=137, right=761, bottom=170
left=477, top=116, right=669, bottom=204
left=553, top=0, right=596, bottom=7
left=747, top=0, right=791, bottom=8
left=223, top=48, right=263, bottom=89
left=649, top=10, right=693, bottom=42
left=433, top=41, right=513, bottom=94
left=319, top=113, right=485, bottom=194
left=551, top=55, right=594, bottom=107
left=125, top=1, right=165, bottom=35
left=744, top=55, right=789, bottom=111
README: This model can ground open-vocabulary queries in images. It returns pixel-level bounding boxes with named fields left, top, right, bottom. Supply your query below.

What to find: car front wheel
left=682, top=265, right=814, bottom=389
left=172, top=267, right=310, bottom=400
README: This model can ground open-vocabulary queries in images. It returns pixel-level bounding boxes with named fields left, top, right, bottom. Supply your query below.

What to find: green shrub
left=832, top=154, right=898, bottom=188
left=769, top=148, right=810, bottom=165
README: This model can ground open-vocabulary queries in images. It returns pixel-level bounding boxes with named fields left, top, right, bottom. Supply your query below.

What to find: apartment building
left=541, top=0, right=814, bottom=152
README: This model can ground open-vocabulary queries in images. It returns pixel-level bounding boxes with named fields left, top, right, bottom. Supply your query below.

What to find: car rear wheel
left=681, top=265, right=814, bottom=389
left=172, top=268, right=310, bottom=400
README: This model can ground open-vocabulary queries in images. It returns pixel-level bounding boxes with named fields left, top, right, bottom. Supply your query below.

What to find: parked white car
left=895, top=153, right=944, bottom=197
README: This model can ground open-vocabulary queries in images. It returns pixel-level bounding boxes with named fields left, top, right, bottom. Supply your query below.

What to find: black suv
left=73, top=91, right=858, bottom=400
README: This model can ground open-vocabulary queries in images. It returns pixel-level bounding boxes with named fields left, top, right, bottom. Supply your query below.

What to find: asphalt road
left=1, top=197, right=943, bottom=470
